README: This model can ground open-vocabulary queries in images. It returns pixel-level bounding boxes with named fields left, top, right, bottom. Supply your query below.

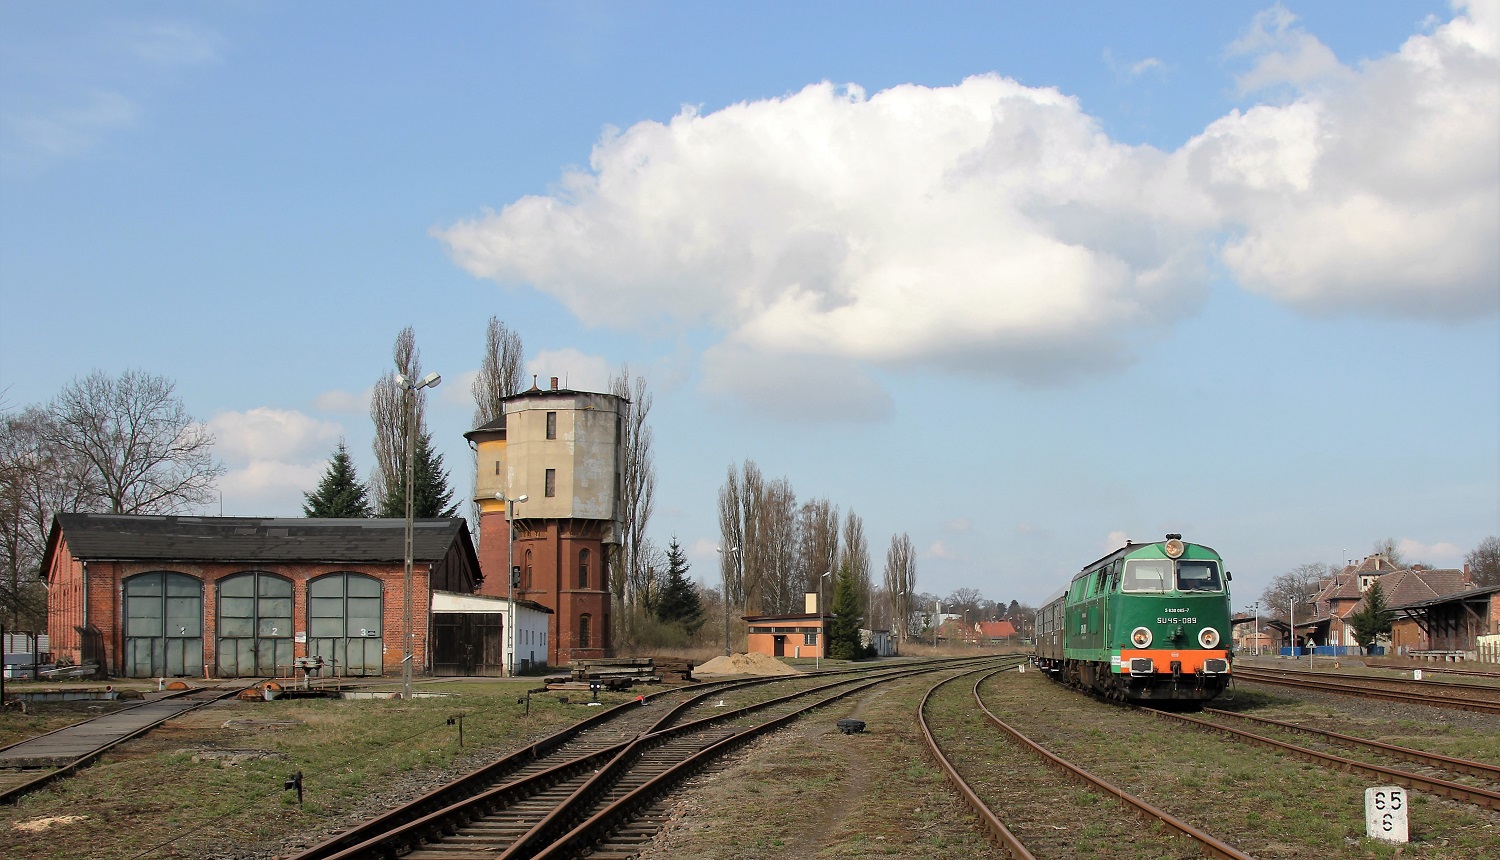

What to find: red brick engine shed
left=43, top=513, right=480, bottom=679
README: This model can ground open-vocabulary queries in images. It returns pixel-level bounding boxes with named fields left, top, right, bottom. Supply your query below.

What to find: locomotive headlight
left=1164, top=538, right=1185, bottom=558
left=1198, top=627, right=1220, bottom=648
left=1131, top=626, right=1153, bottom=648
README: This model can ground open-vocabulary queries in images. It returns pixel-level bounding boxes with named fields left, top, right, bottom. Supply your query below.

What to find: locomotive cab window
left=1122, top=559, right=1170, bottom=593
left=1176, top=561, right=1223, bottom=592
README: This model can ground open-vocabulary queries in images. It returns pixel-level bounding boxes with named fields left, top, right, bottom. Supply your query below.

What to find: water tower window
left=545, top=469, right=556, bottom=497
left=546, top=411, right=557, bottom=439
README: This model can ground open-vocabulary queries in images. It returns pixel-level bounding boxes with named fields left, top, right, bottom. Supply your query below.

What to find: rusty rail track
left=916, top=663, right=1036, bottom=859
left=931, top=667, right=1256, bottom=860
left=1146, top=707, right=1500, bottom=810
left=0, top=685, right=245, bottom=804
left=1234, top=667, right=1500, bottom=715
left=298, top=657, right=996, bottom=860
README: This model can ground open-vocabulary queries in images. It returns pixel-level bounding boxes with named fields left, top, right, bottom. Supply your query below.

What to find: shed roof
left=45, top=513, right=476, bottom=566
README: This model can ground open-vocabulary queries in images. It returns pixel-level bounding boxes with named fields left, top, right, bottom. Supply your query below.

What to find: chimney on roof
left=550, top=376, right=559, bottom=391
left=1464, top=563, right=1473, bottom=584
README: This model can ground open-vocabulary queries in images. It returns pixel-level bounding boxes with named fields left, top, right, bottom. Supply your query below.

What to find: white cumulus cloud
left=1396, top=537, right=1464, bottom=566
left=437, top=4, right=1498, bottom=413
left=209, top=407, right=343, bottom=463
left=1196, top=2, right=1499, bottom=318
left=439, top=74, right=1212, bottom=394
left=208, top=408, right=347, bottom=517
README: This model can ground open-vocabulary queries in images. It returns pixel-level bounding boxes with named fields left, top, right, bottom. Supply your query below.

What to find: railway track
left=296, top=657, right=1001, bottom=860
left=1145, top=706, right=1500, bottom=810
left=920, top=664, right=1253, bottom=860
left=1234, top=666, right=1500, bottom=715
left=0, top=685, right=243, bottom=803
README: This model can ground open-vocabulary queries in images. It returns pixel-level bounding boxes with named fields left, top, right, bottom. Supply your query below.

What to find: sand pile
left=694, top=652, right=803, bottom=677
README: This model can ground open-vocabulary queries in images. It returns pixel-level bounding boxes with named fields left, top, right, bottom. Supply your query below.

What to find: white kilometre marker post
left=1365, top=786, right=1408, bottom=843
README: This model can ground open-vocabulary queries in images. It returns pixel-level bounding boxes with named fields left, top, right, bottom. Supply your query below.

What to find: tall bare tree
left=471, top=316, right=524, bottom=427
left=45, top=369, right=222, bottom=515
left=370, top=328, right=423, bottom=508
left=1467, top=536, right=1500, bottom=587
left=838, top=510, right=872, bottom=622
left=1260, top=562, right=1332, bottom=621
left=796, top=498, right=839, bottom=603
left=716, top=465, right=745, bottom=608
left=758, top=477, right=799, bottom=613
left=610, top=366, right=655, bottom=616
left=738, top=461, right=766, bottom=613
left=1370, top=537, right=1406, bottom=568
left=2, top=406, right=94, bottom=630
left=883, top=532, right=917, bottom=642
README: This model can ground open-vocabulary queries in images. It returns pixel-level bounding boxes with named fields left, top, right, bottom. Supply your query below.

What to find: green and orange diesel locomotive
left=1035, top=535, right=1232, bottom=703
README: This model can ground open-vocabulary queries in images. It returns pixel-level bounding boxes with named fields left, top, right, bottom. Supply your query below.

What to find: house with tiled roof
left=975, top=620, right=1018, bottom=644
left=1305, top=553, right=1473, bottom=653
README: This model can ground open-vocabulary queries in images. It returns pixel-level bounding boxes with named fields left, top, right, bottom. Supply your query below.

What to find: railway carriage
left=1036, top=535, right=1231, bottom=703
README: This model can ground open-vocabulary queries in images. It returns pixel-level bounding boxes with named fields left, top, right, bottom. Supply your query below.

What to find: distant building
left=975, top=620, right=1017, bottom=644
left=467, top=377, right=626, bottom=668
left=1304, top=554, right=1473, bottom=653
left=43, top=514, right=479, bottom=678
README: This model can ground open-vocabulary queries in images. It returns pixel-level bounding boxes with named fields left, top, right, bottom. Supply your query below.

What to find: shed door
left=216, top=572, right=293, bottom=677
left=307, top=573, right=384, bottom=676
left=122, top=572, right=204, bottom=678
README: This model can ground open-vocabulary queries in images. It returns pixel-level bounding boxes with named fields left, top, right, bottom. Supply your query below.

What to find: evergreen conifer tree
left=303, top=440, right=372, bottom=517
left=827, top=563, right=864, bottom=660
left=654, top=536, right=704, bottom=634
left=1346, top=579, right=1395, bottom=654
left=377, top=430, right=459, bottom=518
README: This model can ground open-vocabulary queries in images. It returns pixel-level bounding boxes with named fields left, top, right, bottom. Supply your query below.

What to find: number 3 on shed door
left=1364, top=786, right=1408, bottom=843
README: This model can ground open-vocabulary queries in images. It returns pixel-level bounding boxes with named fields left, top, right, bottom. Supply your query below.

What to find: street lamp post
left=496, top=492, right=528, bottom=676
left=1252, top=601, right=1260, bottom=657
left=816, top=571, right=831, bottom=670
left=396, top=371, right=441, bottom=702
left=716, top=546, right=739, bottom=656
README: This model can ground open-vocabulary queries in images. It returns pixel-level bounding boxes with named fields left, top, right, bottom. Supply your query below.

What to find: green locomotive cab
left=1036, top=535, right=1232, bottom=703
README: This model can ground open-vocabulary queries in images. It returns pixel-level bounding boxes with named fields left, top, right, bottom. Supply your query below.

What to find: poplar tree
left=302, top=440, right=371, bottom=517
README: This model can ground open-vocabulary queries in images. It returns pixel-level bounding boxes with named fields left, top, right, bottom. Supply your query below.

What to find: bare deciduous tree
left=716, top=465, right=744, bottom=608
left=1260, top=562, right=1332, bottom=620
left=1371, top=537, right=1405, bottom=569
left=370, top=328, right=423, bottom=508
left=758, top=478, right=799, bottom=613
left=797, top=497, right=839, bottom=601
left=610, top=366, right=655, bottom=617
left=2, top=406, right=94, bottom=630
left=839, top=510, right=871, bottom=622
left=1467, top=536, right=1500, bottom=587
left=46, top=369, right=222, bottom=515
left=883, top=532, right=917, bottom=642
left=471, top=316, right=524, bottom=427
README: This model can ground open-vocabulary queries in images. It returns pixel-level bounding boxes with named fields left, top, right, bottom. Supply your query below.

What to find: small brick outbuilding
left=43, top=513, right=480, bottom=679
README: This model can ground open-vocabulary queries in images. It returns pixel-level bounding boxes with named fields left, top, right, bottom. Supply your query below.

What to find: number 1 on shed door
left=1364, top=786, right=1408, bottom=843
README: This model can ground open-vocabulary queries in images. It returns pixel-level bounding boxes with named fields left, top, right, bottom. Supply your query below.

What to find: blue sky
left=2, top=1, right=1496, bottom=611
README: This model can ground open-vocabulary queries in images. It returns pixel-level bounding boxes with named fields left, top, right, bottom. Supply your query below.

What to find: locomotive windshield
left=1121, top=558, right=1223, bottom=593
left=1176, top=561, right=1223, bottom=591
left=1122, top=559, right=1170, bottom=592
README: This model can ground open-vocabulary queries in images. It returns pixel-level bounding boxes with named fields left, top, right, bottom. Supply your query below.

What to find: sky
left=2, top=1, right=1497, bottom=613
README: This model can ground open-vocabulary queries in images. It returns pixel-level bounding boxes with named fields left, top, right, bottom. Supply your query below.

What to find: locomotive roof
left=1074, top=539, right=1221, bottom=579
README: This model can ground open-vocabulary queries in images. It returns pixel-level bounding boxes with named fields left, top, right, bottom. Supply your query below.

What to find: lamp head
left=420, top=372, right=441, bottom=389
